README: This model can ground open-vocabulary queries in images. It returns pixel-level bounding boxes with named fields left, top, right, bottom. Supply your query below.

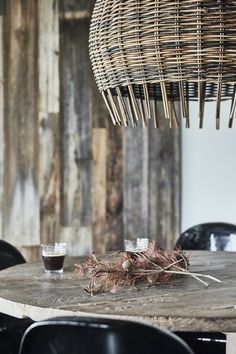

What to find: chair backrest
left=19, top=316, right=194, bottom=354
left=0, top=239, right=26, bottom=270
left=176, top=222, right=236, bottom=251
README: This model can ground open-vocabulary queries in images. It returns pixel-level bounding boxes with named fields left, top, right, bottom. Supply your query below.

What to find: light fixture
left=89, top=0, right=236, bottom=129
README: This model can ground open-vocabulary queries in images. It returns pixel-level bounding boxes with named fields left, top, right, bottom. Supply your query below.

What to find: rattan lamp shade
left=89, top=0, right=236, bottom=129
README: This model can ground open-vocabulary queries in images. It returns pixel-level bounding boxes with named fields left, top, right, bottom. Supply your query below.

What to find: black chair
left=0, top=239, right=26, bottom=270
left=19, top=316, right=194, bottom=354
left=175, top=222, right=232, bottom=354
left=176, top=331, right=226, bottom=354
left=176, top=222, right=236, bottom=251
left=0, top=239, right=34, bottom=354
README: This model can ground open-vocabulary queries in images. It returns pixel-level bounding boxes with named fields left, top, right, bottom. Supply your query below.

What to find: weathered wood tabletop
left=0, top=251, right=235, bottom=333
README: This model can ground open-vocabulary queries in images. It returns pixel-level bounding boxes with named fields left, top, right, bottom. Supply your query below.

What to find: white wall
left=181, top=100, right=236, bottom=232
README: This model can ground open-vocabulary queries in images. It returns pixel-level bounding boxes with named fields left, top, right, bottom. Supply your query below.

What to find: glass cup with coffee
left=41, top=243, right=67, bottom=273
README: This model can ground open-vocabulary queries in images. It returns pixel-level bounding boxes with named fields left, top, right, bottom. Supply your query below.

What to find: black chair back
left=176, top=222, right=236, bottom=251
left=0, top=239, right=32, bottom=354
left=175, top=222, right=229, bottom=354
left=177, top=331, right=226, bottom=354
left=19, top=316, right=194, bottom=354
left=0, top=239, right=26, bottom=270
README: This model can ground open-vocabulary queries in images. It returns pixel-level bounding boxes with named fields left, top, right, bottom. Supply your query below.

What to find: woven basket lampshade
left=89, top=0, right=236, bottom=129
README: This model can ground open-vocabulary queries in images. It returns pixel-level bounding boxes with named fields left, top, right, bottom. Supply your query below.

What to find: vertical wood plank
left=92, top=128, right=107, bottom=254
left=0, top=0, right=181, bottom=259
left=60, top=3, right=92, bottom=254
left=148, top=125, right=159, bottom=242
left=3, top=0, right=40, bottom=246
left=124, top=106, right=180, bottom=250
left=0, top=1, right=4, bottom=234
left=124, top=127, right=149, bottom=240
left=153, top=104, right=181, bottom=249
left=38, top=0, right=60, bottom=244
left=106, top=124, right=124, bottom=251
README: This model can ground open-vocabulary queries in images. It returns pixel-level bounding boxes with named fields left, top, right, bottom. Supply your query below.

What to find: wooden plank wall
left=38, top=0, right=60, bottom=248
left=4, top=0, right=40, bottom=249
left=0, top=0, right=180, bottom=261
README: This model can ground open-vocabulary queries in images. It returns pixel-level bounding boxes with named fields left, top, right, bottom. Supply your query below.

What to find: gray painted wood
left=0, top=251, right=234, bottom=334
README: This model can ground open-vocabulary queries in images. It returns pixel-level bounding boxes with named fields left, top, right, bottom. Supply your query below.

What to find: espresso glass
left=41, top=243, right=67, bottom=273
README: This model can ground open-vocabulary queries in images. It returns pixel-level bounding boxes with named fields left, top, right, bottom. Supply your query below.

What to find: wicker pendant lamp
left=89, top=0, right=236, bottom=129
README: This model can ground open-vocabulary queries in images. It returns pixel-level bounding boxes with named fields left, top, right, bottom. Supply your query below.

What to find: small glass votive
left=41, top=243, right=67, bottom=273
left=136, top=238, right=149, bottom=251
left=124, top=239, right=136, bottom=252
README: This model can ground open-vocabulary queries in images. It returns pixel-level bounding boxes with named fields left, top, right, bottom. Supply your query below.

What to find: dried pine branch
left=75, top=241, right=220, bottom=295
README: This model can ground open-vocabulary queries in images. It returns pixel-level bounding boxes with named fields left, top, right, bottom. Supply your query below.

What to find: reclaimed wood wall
left=0, top=0, right=180, bottom=261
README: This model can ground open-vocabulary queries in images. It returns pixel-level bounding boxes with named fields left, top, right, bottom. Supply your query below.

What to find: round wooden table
left=0, top=251, right=235, bottom=353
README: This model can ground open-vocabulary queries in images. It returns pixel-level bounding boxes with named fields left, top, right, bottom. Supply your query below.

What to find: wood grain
left=0, top=251, right=234, bottom=333
left=3, top=0, right=40, bottom=246
left=154, top=103, right=181, bottom=249
left=38, top=0, right=60, bottom=244
left=123, top=127, right=149, bottom=240
left=60, top=3, right=92, bottom=252
left=106, top=124, right=124, bottom=251
left=0, top=0, right=181, bottom=261
left=92, top=128, right=107, bottom=254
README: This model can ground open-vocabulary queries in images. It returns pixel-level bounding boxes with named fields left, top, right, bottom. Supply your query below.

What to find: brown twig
left=75, top=241, right=220, bottom=294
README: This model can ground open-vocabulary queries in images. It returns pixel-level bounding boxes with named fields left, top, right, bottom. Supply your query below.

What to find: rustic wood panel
left=148, top=125, right=159, bottom=242
left=124, top=110, right=180, bottom=249
left=92, top=128, right=107, bottom=254
left=0, top=1, right=4, bottom=234
left=60, top=3, right=92, bottom=253
left=3, top=0, right=40, bottom=246
left=0, top=0, right=181, bottom=260
left=123, top=127, right=149, bottom=240
left=154, top=103, right=181, bottom=249
left=38, top=0, right=60, bottom=244
left=91, top=70, right=108, bottom=129
left=106, top=124, right=124, bottom=251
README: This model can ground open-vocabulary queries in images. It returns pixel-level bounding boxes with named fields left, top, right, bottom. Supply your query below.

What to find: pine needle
left=74, top=241, right=220, bottom=295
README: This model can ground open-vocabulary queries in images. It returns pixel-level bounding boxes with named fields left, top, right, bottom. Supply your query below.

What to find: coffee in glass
left=41, top=243, right=67, bottom=273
